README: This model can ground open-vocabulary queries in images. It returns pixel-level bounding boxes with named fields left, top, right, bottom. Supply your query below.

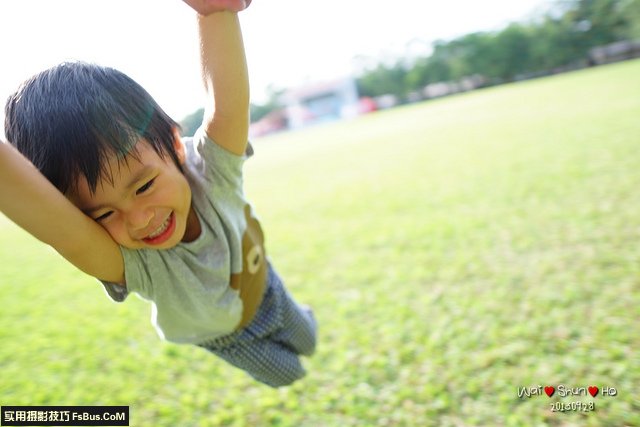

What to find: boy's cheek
left=101, top=223, right=129, bottom=247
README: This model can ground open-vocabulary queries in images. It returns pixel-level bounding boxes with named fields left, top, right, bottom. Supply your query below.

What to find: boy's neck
left=181, top=204, right=201, bottom=243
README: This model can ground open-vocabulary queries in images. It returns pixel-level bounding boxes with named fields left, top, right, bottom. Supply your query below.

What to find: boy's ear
left=172, top=127, right=186, bottom=165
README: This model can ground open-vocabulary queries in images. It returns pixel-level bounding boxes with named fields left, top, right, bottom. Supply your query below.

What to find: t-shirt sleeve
left=193, top=127, right=253, bottom=191
left=100, top=280, right=128, bottom=302
left=99, top=246, right=150, bottom=302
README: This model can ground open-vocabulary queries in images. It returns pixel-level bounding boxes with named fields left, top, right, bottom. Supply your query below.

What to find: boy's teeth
left=148, top=216, right=170, bottom=238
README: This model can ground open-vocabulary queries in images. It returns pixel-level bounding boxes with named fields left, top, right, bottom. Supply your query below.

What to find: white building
left=281, top=77, right=360, bottom=130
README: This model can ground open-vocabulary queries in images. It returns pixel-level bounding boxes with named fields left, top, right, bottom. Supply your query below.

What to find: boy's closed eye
left=94, top=211, right=113, bottom=222
left=90, top=178, right=156, bottom=222
left=136, top=178, right=156, bottom=195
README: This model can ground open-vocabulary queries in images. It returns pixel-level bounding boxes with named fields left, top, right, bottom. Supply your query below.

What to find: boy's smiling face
left=68, top=135, right=199, bottom=250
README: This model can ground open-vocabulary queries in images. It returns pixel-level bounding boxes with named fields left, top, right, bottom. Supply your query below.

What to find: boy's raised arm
left=0, top=142, right=125, bottom=283
left=186, top=2, right=250, bottom=155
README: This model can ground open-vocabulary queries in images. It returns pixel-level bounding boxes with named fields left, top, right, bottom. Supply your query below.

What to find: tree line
left=180, top=0, right=640, bottom=134
left=356, top=0, right=640, bottom=101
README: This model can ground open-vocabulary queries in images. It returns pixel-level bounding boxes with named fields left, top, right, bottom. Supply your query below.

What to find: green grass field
left=1, top=59, right=639, bottom=426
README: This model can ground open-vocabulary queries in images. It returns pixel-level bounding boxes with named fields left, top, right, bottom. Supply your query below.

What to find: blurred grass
left=1, top=59, right=639, bottom=426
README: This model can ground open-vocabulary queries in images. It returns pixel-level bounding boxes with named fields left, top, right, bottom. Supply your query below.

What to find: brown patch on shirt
left=230, top=204, right=267, bottom=329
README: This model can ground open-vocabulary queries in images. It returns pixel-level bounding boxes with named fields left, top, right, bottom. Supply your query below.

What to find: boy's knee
left=299, top=335, right=316, bottom=357
left=298, top=305, right=318, bottom=356
left=257, top=367, right=306, bottom=388
left=249, top=354, right=308, bottom=388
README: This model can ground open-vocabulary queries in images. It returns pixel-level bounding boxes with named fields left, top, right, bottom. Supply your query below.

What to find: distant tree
left=403, top=44, right=451, bottom=91
left=250, top=103, right=271, bottom=122
left=179, top=86, right=284, bottom=135
left=565, top=0, right=629, bottom=45
left=249, top=85, right=285, bottom=123
left=527, top=16, right=578, bottom=70
left=622, top=0, right=640, bottom=38
left=446, top=32, right=496, bottom=80
left=491, top=24, right=535, bottom=80
left=356, top=62, right=409, bottom=99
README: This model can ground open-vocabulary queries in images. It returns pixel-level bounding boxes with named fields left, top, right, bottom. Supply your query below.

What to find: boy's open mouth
left=143, top=212, right=176, bottom=245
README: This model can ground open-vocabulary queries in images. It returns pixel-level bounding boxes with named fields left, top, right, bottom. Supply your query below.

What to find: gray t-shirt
left=101, top=128, right=266, bottom=344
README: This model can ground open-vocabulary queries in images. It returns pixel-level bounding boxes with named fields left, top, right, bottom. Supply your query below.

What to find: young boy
left=0, top=0, right=316, bottom=388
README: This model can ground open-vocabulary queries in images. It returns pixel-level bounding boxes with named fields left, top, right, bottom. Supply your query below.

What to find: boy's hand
left=182, top=0, right=251, bottom=15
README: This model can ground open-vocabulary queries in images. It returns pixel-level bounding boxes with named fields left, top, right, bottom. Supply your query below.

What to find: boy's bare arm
left=0, top=142, right=125, bottom=283
left=196, top=10, right=250, bottom=155
left=183, top=0, right=250, bottom=15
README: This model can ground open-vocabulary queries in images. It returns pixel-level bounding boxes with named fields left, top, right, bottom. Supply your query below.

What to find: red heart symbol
left=544, top=386, right=555, bottom=397
left=588, top=386, right=599, bottom=397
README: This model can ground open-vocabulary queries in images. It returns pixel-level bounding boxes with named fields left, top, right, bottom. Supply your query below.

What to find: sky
left=0, top=0, right=551, bottom=129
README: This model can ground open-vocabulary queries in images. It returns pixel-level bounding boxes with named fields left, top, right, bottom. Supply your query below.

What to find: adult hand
left=182, top=0, right=252, bottom=15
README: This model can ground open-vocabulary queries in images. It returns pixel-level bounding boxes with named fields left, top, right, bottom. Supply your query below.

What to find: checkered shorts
left=197, top=264, right=317, bottom=387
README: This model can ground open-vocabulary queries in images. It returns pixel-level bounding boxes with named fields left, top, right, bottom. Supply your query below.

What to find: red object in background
left=358, top=97, right=377, bottom=114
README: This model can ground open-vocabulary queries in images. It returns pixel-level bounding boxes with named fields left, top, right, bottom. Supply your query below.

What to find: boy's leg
left=201, top=332, right=307, bottom=387
left=270, top=280, right=317, bottom=357
left=197, top=264, right=317, bottom=387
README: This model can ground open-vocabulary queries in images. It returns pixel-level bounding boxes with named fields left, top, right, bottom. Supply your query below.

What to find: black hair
left=4, top=61, right=182, bottom=194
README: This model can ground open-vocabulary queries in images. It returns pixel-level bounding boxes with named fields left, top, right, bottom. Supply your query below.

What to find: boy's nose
left=126, top=208, right=154, bottom=231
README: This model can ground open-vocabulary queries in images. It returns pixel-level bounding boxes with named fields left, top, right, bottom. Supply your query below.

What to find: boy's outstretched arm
left=192, top=7, right=250, bottom=155
left=0, top=142, right=125, bottom=284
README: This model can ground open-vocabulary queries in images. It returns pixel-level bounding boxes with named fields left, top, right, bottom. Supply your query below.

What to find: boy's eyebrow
left=124, top=165, right=154, bottom=192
